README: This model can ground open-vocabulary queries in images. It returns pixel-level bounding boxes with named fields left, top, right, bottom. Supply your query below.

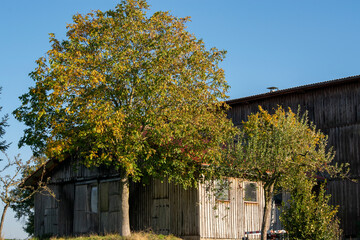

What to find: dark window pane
left=274, top=192, right=282, bottom=205
left=91, top=186, right=98, bottom=213
left=100, top=182, right=109, bottom=212
left=244, top=182, right=257, bottom=202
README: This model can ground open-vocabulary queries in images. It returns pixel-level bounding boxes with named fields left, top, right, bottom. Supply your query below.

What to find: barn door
left=43, top=185, right=59, bottom=235
left=58, top=183, right=74, bottom=235
left=152, top=179, right=170, bottom=234
left=152, top=198, right=170, bottom=234
left=73, top=183, right=99, bottom=234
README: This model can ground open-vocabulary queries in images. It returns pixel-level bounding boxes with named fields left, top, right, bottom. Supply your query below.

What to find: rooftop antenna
left=267, top=86, right=278, bottom=93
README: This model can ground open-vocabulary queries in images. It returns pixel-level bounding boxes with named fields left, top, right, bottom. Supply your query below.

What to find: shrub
left=280, top=181, right=342, bottom=240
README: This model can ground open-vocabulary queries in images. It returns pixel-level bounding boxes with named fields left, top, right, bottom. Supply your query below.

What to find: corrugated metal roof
left=227, top=75, right=360, bottom=105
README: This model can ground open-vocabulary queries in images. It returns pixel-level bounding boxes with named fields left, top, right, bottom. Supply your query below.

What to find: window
left=100, top=182, right=109, bottom=212
left=90, top=186, right=98, bottom=213
left=214, top=179, right=230, bottom=201
left=244, top=182, right=257, bottom=202
left=274, top=192, right=282, bottom=205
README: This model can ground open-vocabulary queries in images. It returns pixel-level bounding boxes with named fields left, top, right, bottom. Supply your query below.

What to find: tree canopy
left=14, top=0, right=235, bottom=185
left=232, top=106, right=336, bottom=187
left=14, top=0, right=236, bottom=235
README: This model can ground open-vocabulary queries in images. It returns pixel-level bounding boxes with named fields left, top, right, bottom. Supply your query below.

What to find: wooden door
left=152, top=198, right=170, bottom=234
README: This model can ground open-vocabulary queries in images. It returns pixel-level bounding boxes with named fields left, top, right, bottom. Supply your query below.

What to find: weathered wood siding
left=34, top=160, right=124, bottom=237
left=34, top=159, right=280, bottom=239
left=49, top=159, right=119, bottom=184
left=100, top=180, right=125, bottom=233
left=227, top=79, right=360, bottom=237
left=34, top=186, right=59, bottom=236
left=199, top=179, right=266, bottom=239
left=327, top=179, right=360, bottom=238
left=73, top=183, right=98, bottom=234
left=58, top=183, right=75, bottom=235
left=130, top=179, right=200, bottom=238
left=34, top=161, right=200, bottom=238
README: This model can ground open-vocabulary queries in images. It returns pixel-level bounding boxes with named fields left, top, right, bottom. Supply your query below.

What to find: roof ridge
left=227, top=75, right=360, bottom=105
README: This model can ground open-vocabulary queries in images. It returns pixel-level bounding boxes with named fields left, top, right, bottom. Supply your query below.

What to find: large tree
left=14, top=0, right=236, bottom=235
left=224, top=106, right=347, bottom=240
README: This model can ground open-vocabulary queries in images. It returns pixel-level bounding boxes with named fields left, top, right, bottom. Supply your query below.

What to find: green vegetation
left=224, top=106, right=348, bottom=240
left=280, top=181, right=342, bottom=240
left=14, top=0, right=236, bottom=236
left=11, top=156, right=48, bottom=236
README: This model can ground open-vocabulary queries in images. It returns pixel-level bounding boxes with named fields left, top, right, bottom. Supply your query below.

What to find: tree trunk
left=120, top=175, right=131, bottom=236
left=261, top=182, right=274, bottom=240
left=0, top=204, right=9, bottom=240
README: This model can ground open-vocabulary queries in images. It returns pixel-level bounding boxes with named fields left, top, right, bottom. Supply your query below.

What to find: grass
left=30, top=232, right=182, bottom=240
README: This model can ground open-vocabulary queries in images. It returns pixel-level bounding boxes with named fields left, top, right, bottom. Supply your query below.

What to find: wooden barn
left=26, top=157, right=281, bottom=239
left=227, top=75, right=360, bottom=238
left=26, top=75, right=360, bottom=239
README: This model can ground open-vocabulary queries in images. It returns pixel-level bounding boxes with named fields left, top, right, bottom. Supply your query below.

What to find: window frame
left=214, top=179, right=230, bottom=202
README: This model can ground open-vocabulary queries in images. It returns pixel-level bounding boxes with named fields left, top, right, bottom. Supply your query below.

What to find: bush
left=280, top=181, right=342, bottom=240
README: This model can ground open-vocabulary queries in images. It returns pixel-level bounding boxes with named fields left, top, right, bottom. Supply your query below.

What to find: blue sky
left=1, top=1, right=360, bottom=238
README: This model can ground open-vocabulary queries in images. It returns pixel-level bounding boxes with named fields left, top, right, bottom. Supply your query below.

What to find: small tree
left=0, top=153, right=52, bottom=239
left=14, top=0, right=237, bottom=235
left=280, top=180, right=342, bottom=240
left=11, top=155, right=48, bottom=236
left=11, top=189, right=35, bottom=235
left=225, top=106, right=347, bottom=240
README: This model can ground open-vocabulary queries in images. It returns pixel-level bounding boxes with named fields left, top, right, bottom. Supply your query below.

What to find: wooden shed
left=227, top=75, right=360, bottom=238
left=27, top=157, right=281, bottom=239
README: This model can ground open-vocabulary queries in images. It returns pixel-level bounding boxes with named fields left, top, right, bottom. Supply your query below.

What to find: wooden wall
left=99, top=180, right=124, bottom=234
left=34, top=160, right=124, bottom=237
left=34, top=161, right=201, bottom=238
left=34, top=182, right=75, bottom=236
left=34, top=185, right=59, bottom=236
left=227, top=80, right=360, bottom=237
left=198, top=178, right=267, bottom=239
left=35, top=159, right=283, bottom=239
left=130, top=178, right=200, bottom=239
left=49, top=158, right=119, bottom=184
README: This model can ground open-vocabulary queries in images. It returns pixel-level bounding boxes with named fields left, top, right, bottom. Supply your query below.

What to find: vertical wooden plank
left=58, top=183, right=74, bottom=235
left=99, top=182, right=109, bottom=234
left=73, top=184, right=88, bottom=234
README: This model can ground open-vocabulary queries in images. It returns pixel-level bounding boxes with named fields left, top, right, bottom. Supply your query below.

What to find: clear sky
left=1, top=0, right=360, bottom=238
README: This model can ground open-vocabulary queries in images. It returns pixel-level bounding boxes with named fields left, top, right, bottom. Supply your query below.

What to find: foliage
left=280, top=180, right=342, bottom=240
left=11, top=188, right=35, bottom=235
left=14, top=0, right=236, bottom=236
left=228, top=106, right=342, bottom=186
left=14, top=0, right=235, bottom=187
left=223, top=106, right=348, bottom=240
left=0, top=87, right=9, bottom=153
